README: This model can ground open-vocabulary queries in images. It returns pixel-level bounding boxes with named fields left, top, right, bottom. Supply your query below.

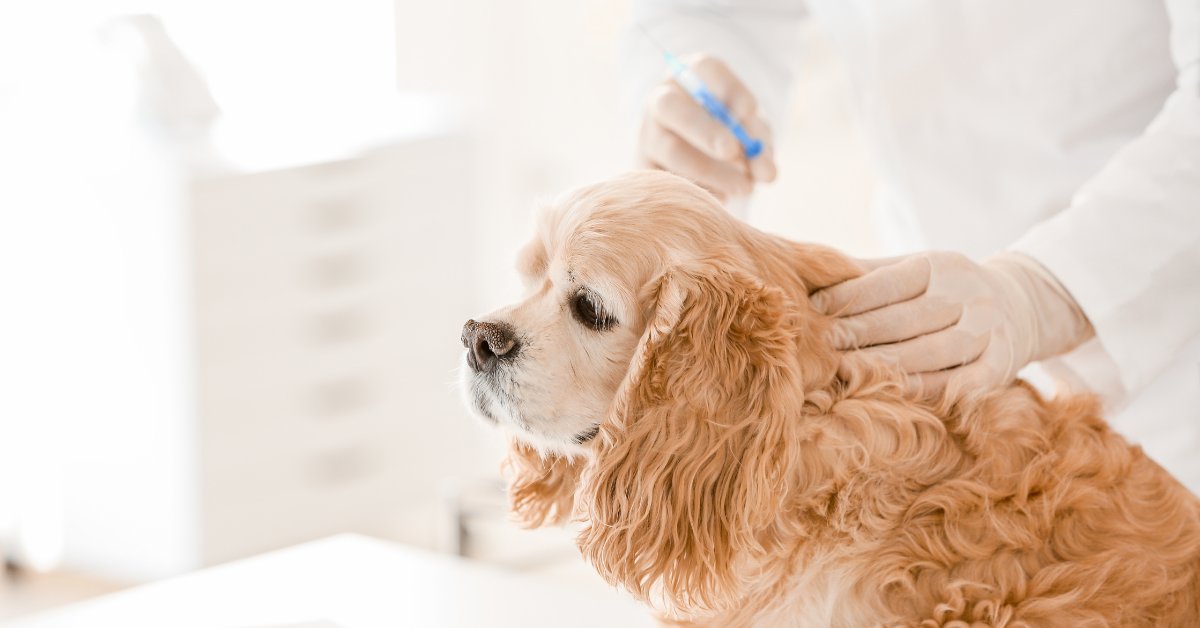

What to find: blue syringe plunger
left=661, top=50, right=763, bottom=160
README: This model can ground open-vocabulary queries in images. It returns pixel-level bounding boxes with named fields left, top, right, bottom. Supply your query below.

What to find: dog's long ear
left=503, top=440, right=584, bottom=527
left=578, top=264, right=811, bottom=613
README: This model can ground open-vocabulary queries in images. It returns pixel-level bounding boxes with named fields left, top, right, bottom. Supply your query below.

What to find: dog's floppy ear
left=578, top=263, right=809, bottom=613
left=503, top=440, right=583, bottom=527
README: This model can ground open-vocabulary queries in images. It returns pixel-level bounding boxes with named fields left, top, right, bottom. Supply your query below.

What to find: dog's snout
left=461, top=319, right=519, bottom=372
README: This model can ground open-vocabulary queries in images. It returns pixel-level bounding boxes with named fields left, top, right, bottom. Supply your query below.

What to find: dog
left=458, top=170, right=1200, bottom=627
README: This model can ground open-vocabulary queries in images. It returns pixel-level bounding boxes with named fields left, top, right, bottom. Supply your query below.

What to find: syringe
left=638, top=25, right=764, bottom=159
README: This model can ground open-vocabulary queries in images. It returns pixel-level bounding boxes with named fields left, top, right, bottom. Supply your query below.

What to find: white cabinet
left=47, top=111, right=491, bottom=580
left=192, top=135, right=478, bottom=567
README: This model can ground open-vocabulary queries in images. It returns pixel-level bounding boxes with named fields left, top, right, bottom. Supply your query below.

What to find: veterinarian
left=625, top=1, right=1200, bottom=493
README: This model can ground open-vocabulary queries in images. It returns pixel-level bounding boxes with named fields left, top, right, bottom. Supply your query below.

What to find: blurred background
left=0, top=0, right=879, bottom=620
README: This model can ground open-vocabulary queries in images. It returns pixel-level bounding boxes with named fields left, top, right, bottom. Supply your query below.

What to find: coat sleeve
left=619, top=0, right=809, bottom=134
left=1012, top=0, right=1200, bottom=400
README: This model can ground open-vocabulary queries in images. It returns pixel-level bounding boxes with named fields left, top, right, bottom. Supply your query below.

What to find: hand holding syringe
left=636, top=26, right=777, bottom=202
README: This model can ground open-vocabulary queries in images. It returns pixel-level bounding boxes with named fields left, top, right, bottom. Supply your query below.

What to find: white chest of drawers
left=8, top=98, right=493, bottom=581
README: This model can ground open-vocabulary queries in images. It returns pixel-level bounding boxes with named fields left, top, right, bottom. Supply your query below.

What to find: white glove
left=637, top=55, right=777, bottom=201
left=811, top=251, right=1095, bottom=395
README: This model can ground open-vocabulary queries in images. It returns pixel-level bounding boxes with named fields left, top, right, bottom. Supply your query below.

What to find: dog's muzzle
left=461, top=319, right=519, bottom=373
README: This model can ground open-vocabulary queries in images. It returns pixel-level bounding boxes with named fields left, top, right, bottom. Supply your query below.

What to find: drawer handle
left=308, top=445, right=375, bottom=486
left=312, top=376, right=369, bottom=417
left=310, top=199, right=361, bottom=232
left=310, top=252, right=363, bottom=290
left=311, top=307, right=367, bottom=344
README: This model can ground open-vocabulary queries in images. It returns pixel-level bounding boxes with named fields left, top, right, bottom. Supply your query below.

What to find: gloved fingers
left=828, top=297, right=963, bottom=350
left=650, top=82, right=744, bottom=162
left=857, top=255, right=910, bottom=272
left=838, top=325, right=990, bottom=378
left=811, top=255, right=932, bottom=317
left=907, top=369, right=947, bottom=397
left=907, top=359, right=997, bottom=398
left=809, top=255, right=905, bottom=293
left=739, top=115, right=777, bottom=183
left=684, top=54, right=760, bottom=121
left=640, top=118, right=752, bottom=199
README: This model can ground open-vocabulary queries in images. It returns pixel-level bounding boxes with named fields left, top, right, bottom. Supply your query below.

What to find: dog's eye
left=571, top=291, right=615, bottom=331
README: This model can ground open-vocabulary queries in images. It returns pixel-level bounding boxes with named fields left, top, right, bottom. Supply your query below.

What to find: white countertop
left=6, top=535, right=655, bottom=628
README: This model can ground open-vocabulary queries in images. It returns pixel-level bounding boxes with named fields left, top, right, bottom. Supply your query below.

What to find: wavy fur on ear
left=577, top=262, right=817, bottom=613
left=503, top=440, right=582, bottom=527
left=487, top=172, right=1200, bottom=625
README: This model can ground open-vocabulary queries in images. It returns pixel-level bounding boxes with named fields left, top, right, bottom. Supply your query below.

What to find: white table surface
left=6, top=535, right=655, bottom=628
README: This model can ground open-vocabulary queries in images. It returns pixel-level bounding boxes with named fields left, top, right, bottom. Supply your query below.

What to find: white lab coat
left=624, top=0, right=1200, bottom=493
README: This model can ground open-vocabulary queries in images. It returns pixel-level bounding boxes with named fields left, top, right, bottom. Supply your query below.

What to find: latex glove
left=811, top=251, right=1094, bottom=395
left=637, top=55, right=777, bottom=201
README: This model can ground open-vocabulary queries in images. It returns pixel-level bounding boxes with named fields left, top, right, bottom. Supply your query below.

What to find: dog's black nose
left=461, top=319, right=518, bottom=372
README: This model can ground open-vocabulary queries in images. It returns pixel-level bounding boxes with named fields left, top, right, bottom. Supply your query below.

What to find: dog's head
left=459, top=170, right=861, bottom=612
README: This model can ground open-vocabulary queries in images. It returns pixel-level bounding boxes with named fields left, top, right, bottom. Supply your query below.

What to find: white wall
left=395, top=0, right=639, bottom=312
left=393, top=1, right=880, bottom=315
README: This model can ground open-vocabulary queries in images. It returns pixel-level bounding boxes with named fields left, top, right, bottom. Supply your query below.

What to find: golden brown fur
left=473, top=171, right=1200, bottom=627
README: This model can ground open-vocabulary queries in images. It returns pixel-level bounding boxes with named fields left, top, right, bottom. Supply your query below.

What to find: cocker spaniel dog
left=458, top=171, right=1200, bottom=627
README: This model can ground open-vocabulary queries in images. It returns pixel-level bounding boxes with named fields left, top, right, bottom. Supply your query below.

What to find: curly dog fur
left=485, top=171, right=1200, bottom=627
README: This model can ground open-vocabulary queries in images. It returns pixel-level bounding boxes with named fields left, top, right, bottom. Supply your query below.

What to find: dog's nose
left=461, top=319, right=518, bottom=372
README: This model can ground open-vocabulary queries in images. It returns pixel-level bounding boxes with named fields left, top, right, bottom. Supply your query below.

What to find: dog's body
left=460, top=171, right=1200, bottom=627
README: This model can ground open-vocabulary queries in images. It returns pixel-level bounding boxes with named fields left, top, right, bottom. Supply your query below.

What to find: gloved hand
left=637, top=55, right=777, bottom=201
left=811, top=251, right=1095, bottom=395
